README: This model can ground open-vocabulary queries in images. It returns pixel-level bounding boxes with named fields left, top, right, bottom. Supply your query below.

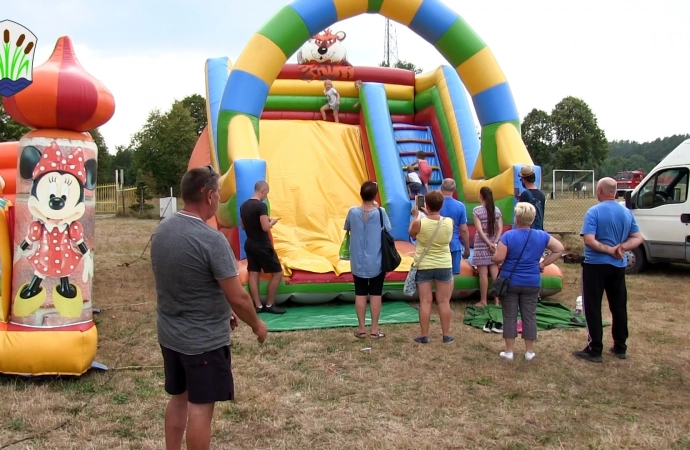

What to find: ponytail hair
left=480, top=187, right=497, bottom=237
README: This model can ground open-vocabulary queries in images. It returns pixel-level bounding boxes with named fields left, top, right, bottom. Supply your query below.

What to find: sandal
left=370, top=332, right=386, bottom=339
left=354, top=331, right=367, bottom=339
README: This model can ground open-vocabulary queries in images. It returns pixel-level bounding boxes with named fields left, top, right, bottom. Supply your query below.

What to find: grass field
left=1, top=218, right=689, bottom=449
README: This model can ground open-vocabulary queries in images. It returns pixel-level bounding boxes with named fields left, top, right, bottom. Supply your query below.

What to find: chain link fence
left=542, top=179, right=599, bottom=252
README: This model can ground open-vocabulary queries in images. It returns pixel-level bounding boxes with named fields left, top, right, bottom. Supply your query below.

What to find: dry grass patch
left=1, top=218, right=689, bottom=449
left=544, top=196, right=599, bottom=236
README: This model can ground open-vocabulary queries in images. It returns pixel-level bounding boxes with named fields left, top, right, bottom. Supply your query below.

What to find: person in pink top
left=411, top=151, right=431, bottom=193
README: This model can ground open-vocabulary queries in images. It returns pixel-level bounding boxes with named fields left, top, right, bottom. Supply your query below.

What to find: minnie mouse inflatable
left=12, top=142, right=97, bottom=318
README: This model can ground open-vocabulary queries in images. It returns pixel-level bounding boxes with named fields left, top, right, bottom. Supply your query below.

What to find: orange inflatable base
left=0, top=323, right=98, bottom=376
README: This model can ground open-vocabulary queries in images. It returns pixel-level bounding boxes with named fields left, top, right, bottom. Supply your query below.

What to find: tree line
left=521, top=97, right=689, bottom=180
left=1, top=90, right=686, bottom=196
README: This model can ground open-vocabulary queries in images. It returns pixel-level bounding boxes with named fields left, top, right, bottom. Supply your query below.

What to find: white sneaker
left=499, top=351, right=514, bottom=360
left=525, top=352, right=536, bottom=361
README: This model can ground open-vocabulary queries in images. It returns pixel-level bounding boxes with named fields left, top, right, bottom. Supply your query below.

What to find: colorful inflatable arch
left=188, top=0, right=564, bottom=303
left=0, top=36, right=114, bottom=376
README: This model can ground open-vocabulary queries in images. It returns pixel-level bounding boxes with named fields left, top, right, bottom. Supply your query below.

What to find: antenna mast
left=383, top=18, right=399, bottom=67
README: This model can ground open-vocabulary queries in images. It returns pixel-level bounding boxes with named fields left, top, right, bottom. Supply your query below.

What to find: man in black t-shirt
left=517, top=166, right=546, bottom=231
left=239, top=181, right=285, bottom=314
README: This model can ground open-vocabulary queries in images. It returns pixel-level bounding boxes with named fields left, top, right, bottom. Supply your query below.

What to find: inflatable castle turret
left=0, top=36, right=115, bottom=376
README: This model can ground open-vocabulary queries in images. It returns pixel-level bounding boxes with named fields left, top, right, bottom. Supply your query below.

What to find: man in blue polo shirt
left=573, top=177, right=643, bottom=363
left=439, top=178, right=470, bottom=274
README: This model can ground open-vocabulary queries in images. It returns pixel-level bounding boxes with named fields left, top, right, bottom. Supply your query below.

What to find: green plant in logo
left=0, top=20, right=37, bottom=97
left=1, top=29, right=33, bottom=80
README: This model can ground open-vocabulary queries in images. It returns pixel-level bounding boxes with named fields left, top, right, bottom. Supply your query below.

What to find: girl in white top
left=320, top=80, right=340, bottom=123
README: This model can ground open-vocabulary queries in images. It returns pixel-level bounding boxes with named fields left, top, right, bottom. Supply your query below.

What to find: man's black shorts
left=160, top=345, right=234, bottom=404
left=245, top=239, right=282, bottom=274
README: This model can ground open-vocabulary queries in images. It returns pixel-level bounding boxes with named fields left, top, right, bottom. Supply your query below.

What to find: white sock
left=525, top=352, right=536, bottom=361
left=499, top=351, right=514, bottom=360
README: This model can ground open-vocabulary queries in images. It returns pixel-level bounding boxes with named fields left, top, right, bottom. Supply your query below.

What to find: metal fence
left=95, top=184, right=138, bottom=215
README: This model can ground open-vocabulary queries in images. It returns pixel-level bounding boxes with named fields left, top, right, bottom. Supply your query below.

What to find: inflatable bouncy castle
left=0, top=36, right=114, bottom=375
left=187, top=0, right=564, bottom=303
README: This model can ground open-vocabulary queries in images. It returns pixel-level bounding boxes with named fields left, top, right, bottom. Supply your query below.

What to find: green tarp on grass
left=263, top=301, right=420, bottom=332
left=463, top=301, right=609, bottom=331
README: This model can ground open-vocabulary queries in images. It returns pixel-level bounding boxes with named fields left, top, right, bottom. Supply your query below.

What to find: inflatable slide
left=187, top=0, right=564, bottom=303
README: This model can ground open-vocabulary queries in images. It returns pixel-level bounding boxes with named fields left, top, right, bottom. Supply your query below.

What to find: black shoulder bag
left=379, top=207, right=402, bottom=273
left=490, top=229, right=532, bottom=298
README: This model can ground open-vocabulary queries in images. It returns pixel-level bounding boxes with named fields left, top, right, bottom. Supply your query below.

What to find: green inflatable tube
left=246, top=275, right=562, bottom=305
left=265, top=95, right=414, bottom=115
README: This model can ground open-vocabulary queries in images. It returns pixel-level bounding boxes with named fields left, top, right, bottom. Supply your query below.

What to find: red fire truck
left=615, top=170, right=646, bottom=197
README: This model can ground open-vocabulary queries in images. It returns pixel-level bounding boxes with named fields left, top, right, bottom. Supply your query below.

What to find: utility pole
left=383, top=18, right=399, bottom=67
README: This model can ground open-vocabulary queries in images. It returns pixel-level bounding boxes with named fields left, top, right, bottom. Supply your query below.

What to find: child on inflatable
left=411, top=150, right=431, bottom=192
left=320, top=80, right=340, bottom=123
left=353, top=80, right=363, bottom=110
left=406, top=165, right=422, bottom=198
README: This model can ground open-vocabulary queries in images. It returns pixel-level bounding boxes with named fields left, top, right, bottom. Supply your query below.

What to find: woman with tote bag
left=407, top=191, right=454, bottom=344
left=343, top=182, right=393, bottom=340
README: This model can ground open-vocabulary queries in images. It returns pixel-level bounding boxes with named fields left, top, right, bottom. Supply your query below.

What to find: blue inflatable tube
left=441, top=65, right=480, bottom=177
left=234, top=159, right=268, bottom=260
left=360, top=83, right=409, bottom=241
left=204, top=57, right=232, bottom=166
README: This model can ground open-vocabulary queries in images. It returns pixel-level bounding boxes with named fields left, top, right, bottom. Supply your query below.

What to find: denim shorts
left=416, top=268, right=453, bottom=284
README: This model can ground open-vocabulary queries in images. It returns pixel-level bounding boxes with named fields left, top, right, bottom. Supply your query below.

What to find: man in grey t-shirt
left=151, top=166, right=267, bottom=450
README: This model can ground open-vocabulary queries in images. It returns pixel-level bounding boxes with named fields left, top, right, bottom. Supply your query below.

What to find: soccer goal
left=551, top=170, right=596, bottom=200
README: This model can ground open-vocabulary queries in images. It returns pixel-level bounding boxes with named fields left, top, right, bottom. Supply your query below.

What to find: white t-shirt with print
left=324, top=87, right=339, bottom=106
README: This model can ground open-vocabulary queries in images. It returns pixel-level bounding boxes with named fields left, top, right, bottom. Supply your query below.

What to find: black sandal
left=354, top=331, right=367, bottom=339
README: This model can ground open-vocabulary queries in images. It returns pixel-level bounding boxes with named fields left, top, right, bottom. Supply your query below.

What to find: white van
left=623, top=139, right=690, bottom=273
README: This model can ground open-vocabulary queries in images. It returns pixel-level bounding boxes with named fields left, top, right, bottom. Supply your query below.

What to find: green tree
left=379, top=60, right=423, bottom=74
left=609, top=134, right=690, bottom=166
left=129, top=169, right=155, bottom=217
left=88, top=128, right=113, bottom=185
left=131, top=101, right=198, bottom=196
left=112, top=145, right=137, bottom=187
left=0, top=103, right=31, bottom=142
left=550, top=96, right=609, bottom=170
left=521, top=108, right=554, bottom=168
left=181, top=94, right=208, bottom=136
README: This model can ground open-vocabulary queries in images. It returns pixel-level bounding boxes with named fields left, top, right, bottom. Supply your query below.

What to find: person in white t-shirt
left=406, top=165, right=423, bottom=198
left=320, top=80, right=340, bottom=123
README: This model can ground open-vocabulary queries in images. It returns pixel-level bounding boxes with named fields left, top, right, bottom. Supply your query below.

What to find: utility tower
left=383, top=18, right=399, bottom=67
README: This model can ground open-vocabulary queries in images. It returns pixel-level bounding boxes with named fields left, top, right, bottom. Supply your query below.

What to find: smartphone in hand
left=415, top=195, right=425, bottom=210
left=514, top=187, right=520, bottom=198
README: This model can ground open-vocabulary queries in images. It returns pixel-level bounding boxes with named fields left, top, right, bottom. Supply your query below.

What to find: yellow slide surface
left=259, top=120, right=367, bottom=276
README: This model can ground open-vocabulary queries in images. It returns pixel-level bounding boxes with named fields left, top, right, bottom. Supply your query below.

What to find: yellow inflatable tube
left=219, top=114, right=263, bottom=202
left=0, top=324, right=98, bottom=376
left=269, top=80, right=414, bottom=101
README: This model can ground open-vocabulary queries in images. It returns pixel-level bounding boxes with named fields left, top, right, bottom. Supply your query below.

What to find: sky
left=3, top=0, right=689, bottom=152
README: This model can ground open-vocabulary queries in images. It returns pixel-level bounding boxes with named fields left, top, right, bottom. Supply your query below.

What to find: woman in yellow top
left=408, top=191, right=455, bottom=344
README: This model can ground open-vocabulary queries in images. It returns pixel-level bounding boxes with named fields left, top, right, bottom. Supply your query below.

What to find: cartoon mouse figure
left=12, top=142, right=97, bottom=319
